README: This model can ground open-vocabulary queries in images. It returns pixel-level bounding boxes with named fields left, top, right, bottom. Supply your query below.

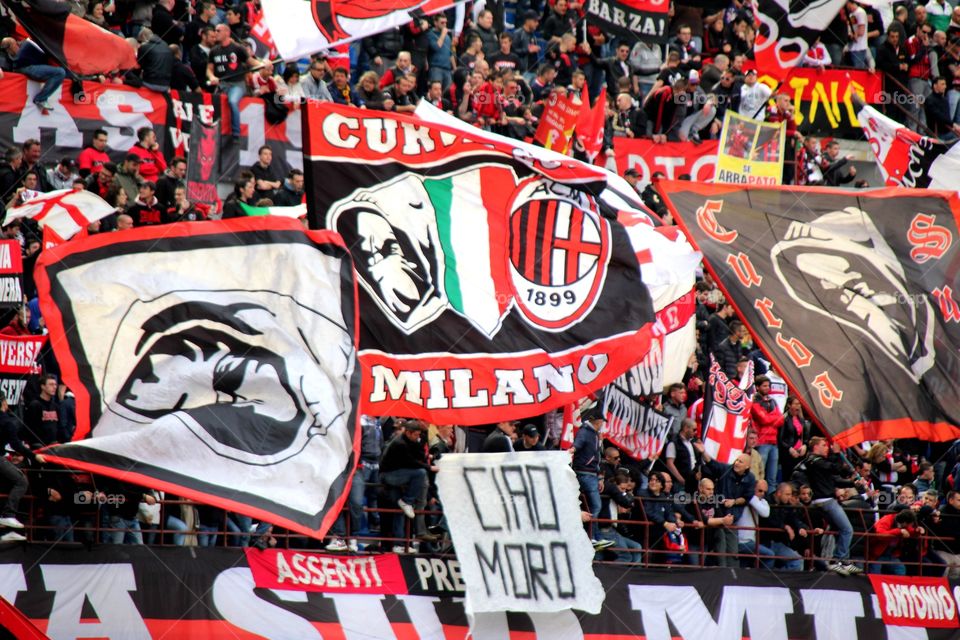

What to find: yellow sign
left=714, top=111, right=785, bottom=185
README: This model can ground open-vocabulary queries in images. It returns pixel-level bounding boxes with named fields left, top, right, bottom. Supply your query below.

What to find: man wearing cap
left=738, top=68, right=771, bottom=118
left=116, top=154, right=144, bottom=205
left=623, top=167, right=642, bottom=192
left=483, top=420, right=517, bottom=453
left=573, top=407, right=604, bottom=521
left=46, top=158, right=79, bottom=191
left=516, top=424, right=545, bottom=452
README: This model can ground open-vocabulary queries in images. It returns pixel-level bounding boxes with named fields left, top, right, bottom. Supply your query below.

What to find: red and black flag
left=663, top=181, right=960, bottom=447
left=303, top=101, right=657, bottom=426
left=2, top=0, right=137, bottom=76
left=753, top=0, right=845, bottom=80
left=700, top=355, right=754, bottom=464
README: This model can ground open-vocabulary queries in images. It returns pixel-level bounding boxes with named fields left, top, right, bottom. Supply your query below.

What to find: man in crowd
left=5, top=38, right=65, bottom=113
left=821, top=140, right=858, bottom=185
left=516, top=424, right=545, bottom=452
left=482, top=420, right=517, bottom=452
left=128, top=181, right=163, bottom=225
left=665, top=418, right=701, bottom=493
left=698, top=446, right=758, bottom=567
left=756, top=482, right=807, bottom=570
left=128, top=127, right=167, bottom=183
left=802, top=436, right=864, bottom=575
left=137, top=27, right=175, bottom=93
left=25, top=374, right=62, bottom=447
left=427, top=14, right=454, bottom=88
left=46, top=158, right=79, bottom=191
left=380, top=419, right=433, bottom=524
left=156, top=158, right=186, bottom=212
left=250, top=146, right=282, bottom=201
left=300, top=57, right=333, bottom=102
left=189, top=26, right=218, bottom=92
left=207, top=23, right=252, bottom=139
left=271, top=169, right=305, bottom=206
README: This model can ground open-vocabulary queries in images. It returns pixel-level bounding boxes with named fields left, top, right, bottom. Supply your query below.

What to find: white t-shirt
left=850, top=7, right=869, bottom=52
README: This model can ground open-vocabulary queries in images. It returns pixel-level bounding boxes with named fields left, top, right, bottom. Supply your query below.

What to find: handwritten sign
left=436, top=451, right=605, bottom=615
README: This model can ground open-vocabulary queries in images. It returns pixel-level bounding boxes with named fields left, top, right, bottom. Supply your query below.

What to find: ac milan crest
left=507, top=178, right=611, bottom=330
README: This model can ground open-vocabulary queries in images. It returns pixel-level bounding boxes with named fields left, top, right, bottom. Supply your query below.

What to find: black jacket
left=802, top=453, right=855, bottom=500
left=759, top=502, right=805, bottom=545
left=272, top=184, right=304, bottom=207
left=138, top=35, right=175, bottom=88
left=713, top=336, right=742, bottom=379
left=779, top=415, right=811, bottom=453
left=152, top=5, right=184, bottom=45
left=482, top=428, right=514, bottom=453
left=380, top=433, right=429, bottom=472
left=0, top=410, right=32, bottom=460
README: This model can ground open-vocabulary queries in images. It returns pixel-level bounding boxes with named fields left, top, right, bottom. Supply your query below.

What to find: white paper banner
left=436, top=451, right=605, bottom=616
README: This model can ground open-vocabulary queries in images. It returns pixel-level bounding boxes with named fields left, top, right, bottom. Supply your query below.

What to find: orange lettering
left=776, top=333, right=813, bottom=368
left=811, top=371, right=843, bottom=408
left=907, top=213, right=952, bottom=264
left=754, top=297, right=783, bottom=328
left=932, top=286, right=960, bottom=323
left=725, top=252, right=762, bottom=287
left=695, top=200, right=738, bottom=244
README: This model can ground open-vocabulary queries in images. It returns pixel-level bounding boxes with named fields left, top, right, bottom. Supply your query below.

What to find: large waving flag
left=36, top=216, right=360, bottom=539
left=857, top=98, right=960, bottom=192
left=2, top=0, right=137, bottom=75
left=304, top=101, right=657, bottom=425
left=753, top=0, right=845, bottom=80
left=261, top=0, right=466, bottom=60
left=702, top=355, right=754, bottom=463
left=662, top=180, right=960, bottom=447
left=4, top=189, right=114, bottom=240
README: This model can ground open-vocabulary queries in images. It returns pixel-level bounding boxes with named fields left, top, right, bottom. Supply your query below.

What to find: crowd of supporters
left=2, top=264, right=960, bottom=579
left=0, top=0, right=957, bottom=189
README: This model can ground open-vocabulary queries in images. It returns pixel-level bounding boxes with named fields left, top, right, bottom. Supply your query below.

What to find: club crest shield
left=507, top=177, right=611, bottom=330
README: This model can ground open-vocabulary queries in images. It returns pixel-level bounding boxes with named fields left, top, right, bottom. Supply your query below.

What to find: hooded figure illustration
left=771, top=207, right=935, bottom=383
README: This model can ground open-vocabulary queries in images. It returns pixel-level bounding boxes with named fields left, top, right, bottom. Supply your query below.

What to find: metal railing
left=2, top=469, right=954, bottom=575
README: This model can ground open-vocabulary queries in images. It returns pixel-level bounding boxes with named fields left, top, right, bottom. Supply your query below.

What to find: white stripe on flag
left=446, top=171, right=501, bottom=336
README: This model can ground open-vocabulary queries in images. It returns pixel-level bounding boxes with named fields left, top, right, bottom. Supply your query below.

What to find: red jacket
left=127, top=143, right=167, bottom=183
left=750, top=396, right=783, bottom=445
left=869, top=512, right=920, bottom=560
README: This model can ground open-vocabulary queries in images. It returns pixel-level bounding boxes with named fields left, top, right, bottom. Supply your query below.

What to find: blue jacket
left=703, top=460, right=756, bottom=521
left=572, top=423, right=600, bottom=473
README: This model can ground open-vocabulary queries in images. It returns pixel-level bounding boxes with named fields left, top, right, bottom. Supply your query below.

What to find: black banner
left=584, top=0, right=668, bottom=42
left=3, top=546, right=960, bottom=637
left=663, top=182, right=960, bottom=447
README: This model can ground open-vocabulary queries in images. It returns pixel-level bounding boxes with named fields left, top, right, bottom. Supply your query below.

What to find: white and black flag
left=35, top=217, right=360, bottom=538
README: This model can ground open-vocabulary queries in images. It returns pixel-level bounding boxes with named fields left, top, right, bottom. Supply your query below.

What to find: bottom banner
left=2, top=546, right=959, bottom=638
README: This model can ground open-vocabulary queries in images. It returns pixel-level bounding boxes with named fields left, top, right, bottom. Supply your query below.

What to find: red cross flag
left=4, top=190, right=115, bottom=240
left=701, top=355, right=754, bottom=464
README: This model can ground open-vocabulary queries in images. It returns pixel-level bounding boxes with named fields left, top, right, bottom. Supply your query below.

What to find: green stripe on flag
left=424, top=177, right=464, bottom=313
left=239, top=201, right=307, bottom=218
